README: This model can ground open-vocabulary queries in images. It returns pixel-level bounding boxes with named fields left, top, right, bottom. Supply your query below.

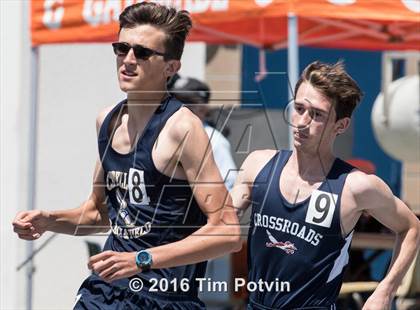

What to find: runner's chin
left=119, top=79, right=139, bottom=92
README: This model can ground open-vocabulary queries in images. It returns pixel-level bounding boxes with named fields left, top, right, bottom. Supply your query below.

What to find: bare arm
left=148, top=110, right=241, bottom=268
left=12, top=107, right=113, bottom=238
left=350, top=173, right=420, bottom=309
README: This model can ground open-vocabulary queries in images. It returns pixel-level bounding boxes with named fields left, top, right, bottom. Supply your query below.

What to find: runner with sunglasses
left=112, top=42, right=168, bottom=60
left=12, top=2, right=241, bottom=309
left=231, top=61, right=420, bottom=310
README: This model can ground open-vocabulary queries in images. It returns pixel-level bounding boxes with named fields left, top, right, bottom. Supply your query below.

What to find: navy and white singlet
left=247, top=150, right=355, bottom=310
left=75, top=96, right=207, bottom=309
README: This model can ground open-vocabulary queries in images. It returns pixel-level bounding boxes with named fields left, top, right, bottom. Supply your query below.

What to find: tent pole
left=287, top=13, right=299, bottom=150
left=26, top=46, right=39, bottom=310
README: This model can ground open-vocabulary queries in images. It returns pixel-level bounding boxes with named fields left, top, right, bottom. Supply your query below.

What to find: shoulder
left=96, top=105, right=116, bottom=133
left=346, top=170, right=387, bottom=196
left=240, top=149, right=278, bottom=183
left=166, top=106, right=204, bottom=141
left=345, top=170, right=393, bottom=210
left=243, top=149, right=278, bottom=166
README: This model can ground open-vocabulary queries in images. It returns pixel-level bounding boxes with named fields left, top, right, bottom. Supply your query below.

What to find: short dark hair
left=294, top=61, right=363, bottom=120
left=119, top=2, right=192, bottom=60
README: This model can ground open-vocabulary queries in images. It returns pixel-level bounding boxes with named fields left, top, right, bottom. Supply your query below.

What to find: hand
left=88, top=250, right=140, bottom=282
left=363, top=287, right=393, bottom=310
left=12, top=210, right=50, bottom=240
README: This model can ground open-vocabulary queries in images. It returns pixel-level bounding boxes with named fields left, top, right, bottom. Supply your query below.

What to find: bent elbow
left=399, top=222, right=420, bottom=249
left=231, top=236, right=243, bottom=253
left=415, top=222, right=420, bottom=248
left=228, top=226, right=242, bottom=253
left=408, top=221, right=420, bottom=244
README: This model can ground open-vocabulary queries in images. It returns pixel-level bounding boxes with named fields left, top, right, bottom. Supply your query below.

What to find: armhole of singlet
left=147, top=99, right=190, bottom=183
left=99, top=101, right=125, bottom=139
left=336, top=160, right=358, bottom=241
left=249, top=150, right=287, bottom=206
left=252, top=150, right=282, bottom=185
left=98, top=100, right=126, bottom=158
left=149, top=97, right=183, bottom=146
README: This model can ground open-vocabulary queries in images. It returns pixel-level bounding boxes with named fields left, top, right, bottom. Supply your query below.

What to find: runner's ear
left=335, top=117, right=350, bottom=135
left=164, top=60, right=181, bottom=79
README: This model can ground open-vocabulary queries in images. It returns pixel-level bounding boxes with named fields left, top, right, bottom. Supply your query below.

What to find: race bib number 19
left=305, top=190, right=337, bottom=228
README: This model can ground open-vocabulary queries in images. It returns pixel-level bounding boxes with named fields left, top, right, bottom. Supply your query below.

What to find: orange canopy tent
left=32, top=0, right=420, bottom=50
left=28, top=0, right=420, bottom=170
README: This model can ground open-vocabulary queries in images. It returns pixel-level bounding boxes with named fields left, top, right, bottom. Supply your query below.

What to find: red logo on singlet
left=265, top=230, right=297, bottom=255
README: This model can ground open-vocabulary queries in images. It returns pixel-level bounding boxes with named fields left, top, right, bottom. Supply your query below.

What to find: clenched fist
left=12, top=210, right=50, bottom=240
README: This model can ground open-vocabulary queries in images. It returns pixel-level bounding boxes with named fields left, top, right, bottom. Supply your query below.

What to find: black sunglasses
left=112, top=42, right=167, bottom=60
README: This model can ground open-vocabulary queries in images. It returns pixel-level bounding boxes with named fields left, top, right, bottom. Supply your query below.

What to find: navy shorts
left=74, top=275, right=205, bottom=310
left=247, top=299, right=336, bottom=310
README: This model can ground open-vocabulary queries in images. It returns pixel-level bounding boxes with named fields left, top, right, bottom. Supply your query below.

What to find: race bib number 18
left=305, top=190, right=337, bottom=228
